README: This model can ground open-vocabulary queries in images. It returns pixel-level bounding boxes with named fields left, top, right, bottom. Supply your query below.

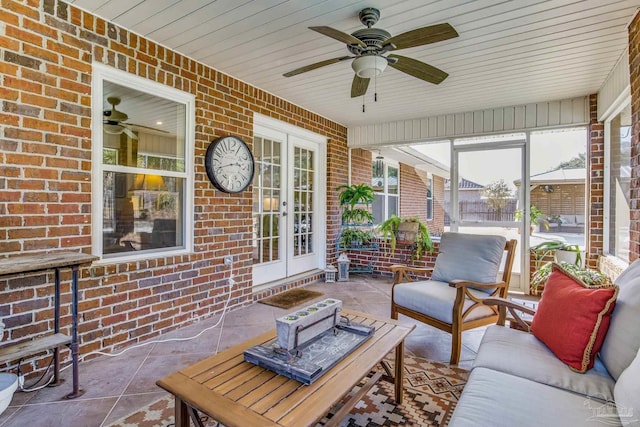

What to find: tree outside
left=551, top=152, right=586, bottom=170
left=482, top=179, right=514, bottom=220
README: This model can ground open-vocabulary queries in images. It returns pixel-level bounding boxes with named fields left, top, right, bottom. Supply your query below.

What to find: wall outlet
left=223, top=256, right=233, bottom=266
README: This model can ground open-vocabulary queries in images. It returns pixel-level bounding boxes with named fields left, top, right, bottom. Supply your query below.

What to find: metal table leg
left=66, top=265, right=83, bottom=399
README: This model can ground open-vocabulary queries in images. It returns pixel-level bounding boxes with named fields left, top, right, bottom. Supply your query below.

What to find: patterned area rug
left=108, top=354, right=468, bottom=427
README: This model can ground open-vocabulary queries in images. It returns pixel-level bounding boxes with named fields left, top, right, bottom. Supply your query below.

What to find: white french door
left=252, top=117, right=326, bottom=287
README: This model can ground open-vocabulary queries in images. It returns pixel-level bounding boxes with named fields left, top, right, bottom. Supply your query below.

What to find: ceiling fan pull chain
left=374, top=73, right=378, bottom=102
left=362, top=93, right=366, bottom=113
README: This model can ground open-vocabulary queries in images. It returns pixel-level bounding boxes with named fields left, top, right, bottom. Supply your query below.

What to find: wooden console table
left=157, top=309, right=415, bottom=427
left=0, top=252, right=97, bottom=399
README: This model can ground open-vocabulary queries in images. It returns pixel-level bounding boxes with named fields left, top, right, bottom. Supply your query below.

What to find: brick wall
left=349, top=148, right=372, bottom=186
left=629, top=13, right=640, bottom=261
left=431, top=176, right=446, bottom=236
left=586, top=94, right=605, bottom=268
left=399, top=164, right=427, bottom=222
left=0, top=0, right=348, bottom=377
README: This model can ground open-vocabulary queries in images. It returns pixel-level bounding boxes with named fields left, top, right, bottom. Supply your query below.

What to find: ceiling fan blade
left=382, top=23, right=458, bottom=50
left=309, top=26, right=367, bottom=48
left=351, top=75, right=370, bottom=98
left=125, top=123, right=169, bottom=134
left=387, top=54, right=448, bottom=85
left=122, top=127, right=138, bottom=140
left=283, top=56, right=352, bottom=77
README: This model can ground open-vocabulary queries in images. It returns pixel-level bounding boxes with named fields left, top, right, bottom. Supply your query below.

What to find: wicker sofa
left=449, top=260, right=640, bottom=427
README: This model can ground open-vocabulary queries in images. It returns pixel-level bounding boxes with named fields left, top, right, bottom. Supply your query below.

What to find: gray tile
left=217, top=324, right=272, bottom=350
left=149, top=327, right=222, bottom=356
left=0, top=406, right=19, bottom=427
left=124, top=353, right=209, bottom=395
left=1, top=397, right=117, bottom=427
left=223, top=302, right=280, bottom=326
left=5, top=388, right=35, bottom=407
left=27, top=352, right=148, bottom=403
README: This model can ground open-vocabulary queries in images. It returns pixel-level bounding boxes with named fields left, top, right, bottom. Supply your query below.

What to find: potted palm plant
left=515, top=204, right=549, bottom=234
left=337, top=184, right=375, bottom=225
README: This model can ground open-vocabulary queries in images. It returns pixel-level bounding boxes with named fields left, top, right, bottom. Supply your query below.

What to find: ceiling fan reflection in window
left=103, top=97, right=168, bottom=139
left=283, top=8, right=458, bottom=98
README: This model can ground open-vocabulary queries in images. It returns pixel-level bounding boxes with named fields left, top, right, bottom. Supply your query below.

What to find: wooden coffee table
left=156, top=309, right=415, bottom=427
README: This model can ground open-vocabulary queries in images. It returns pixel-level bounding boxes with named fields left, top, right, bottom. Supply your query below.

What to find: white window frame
left=603, top=93, right=632, bottom=263
left=91, top=63, right=195, bottom=262
left=372, top=159, right=400, bottom=224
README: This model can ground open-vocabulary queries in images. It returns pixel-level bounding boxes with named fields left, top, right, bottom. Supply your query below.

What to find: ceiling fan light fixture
left=103, top=123, right=124, bottom=135
left=352, top=55, right=387, bottom=78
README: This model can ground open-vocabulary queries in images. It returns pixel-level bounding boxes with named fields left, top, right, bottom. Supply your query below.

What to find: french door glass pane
left=294, top=147, right=314, bottom=256
left=253, top=137, right=281, bottom=264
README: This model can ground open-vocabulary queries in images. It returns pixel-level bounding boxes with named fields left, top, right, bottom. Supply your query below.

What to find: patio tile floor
left=0, top=273, right=486, bottom=427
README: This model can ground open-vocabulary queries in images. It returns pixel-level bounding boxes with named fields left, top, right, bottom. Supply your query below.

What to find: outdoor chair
left=390, top=232, right=517, bottom=364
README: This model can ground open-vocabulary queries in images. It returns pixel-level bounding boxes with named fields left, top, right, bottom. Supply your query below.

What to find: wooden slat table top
left=156, top=309, right=415, bottom=427
left=0, top=252, right=98, bottom=277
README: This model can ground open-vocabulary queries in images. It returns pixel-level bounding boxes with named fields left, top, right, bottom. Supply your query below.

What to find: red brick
left=23, top=117, right=59, bottom=133
left=5, top=24, right=42, bottom=46
left=3, top=76, right=42, bottom=94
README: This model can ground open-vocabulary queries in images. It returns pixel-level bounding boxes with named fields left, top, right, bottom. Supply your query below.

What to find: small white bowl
left=0, top=373, right=18, bottom=415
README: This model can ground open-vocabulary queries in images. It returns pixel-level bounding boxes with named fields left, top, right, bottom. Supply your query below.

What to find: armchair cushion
left=393, top=280, right=495, bottom=324
left=431, top=233, right=507, bottom=293
left=531, top=264, right=619, bottom=373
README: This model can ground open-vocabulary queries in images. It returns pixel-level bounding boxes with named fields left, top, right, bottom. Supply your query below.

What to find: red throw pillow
left=531, top=263, right=619, bottom=373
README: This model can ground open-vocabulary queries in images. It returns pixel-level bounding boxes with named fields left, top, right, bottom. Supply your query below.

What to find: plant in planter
left=530, top=240, right=582, bottom=266
left=337, top=184, right=375, bottom=249
left=339, top=228, right=372, bottom=248
left=515, top=204, right=549, bottom=234
left=377, top=216, right=434, bottom=259
left=530, top=261, right=611, bottom=294
left=337, top=184, right=375, bottom=215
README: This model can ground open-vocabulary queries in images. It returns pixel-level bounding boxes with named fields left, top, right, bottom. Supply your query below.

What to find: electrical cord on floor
left=60, top=266, right=236, bottom=371
left=17, top=351, right=56, bottom=392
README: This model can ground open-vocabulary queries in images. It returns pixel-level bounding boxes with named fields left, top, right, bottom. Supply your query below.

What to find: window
left=372, top=160, right=399, bottom=224
left=605, top=103, right=631, bottom=261
left=92, top=64, right=194, bottom=259
left=426, top=177, right=433, bottom=221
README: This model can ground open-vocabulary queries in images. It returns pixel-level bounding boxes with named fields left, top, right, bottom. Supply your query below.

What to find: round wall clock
left=205, top=136, right=255, bottom=193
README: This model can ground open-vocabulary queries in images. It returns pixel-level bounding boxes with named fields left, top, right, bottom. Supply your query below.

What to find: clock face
left=205, top=136, right=255, bottom=193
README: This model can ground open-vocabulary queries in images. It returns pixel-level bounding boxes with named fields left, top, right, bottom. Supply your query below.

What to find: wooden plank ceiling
left=68, top=0, right=640, bottom=127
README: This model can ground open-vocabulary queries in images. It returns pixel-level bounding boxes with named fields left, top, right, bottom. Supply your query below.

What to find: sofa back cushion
left=600, top=259, right=640, bottom=380
left=614, top=346, right=640, bottom=426
left=431, top=233, right=506, bottom=293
